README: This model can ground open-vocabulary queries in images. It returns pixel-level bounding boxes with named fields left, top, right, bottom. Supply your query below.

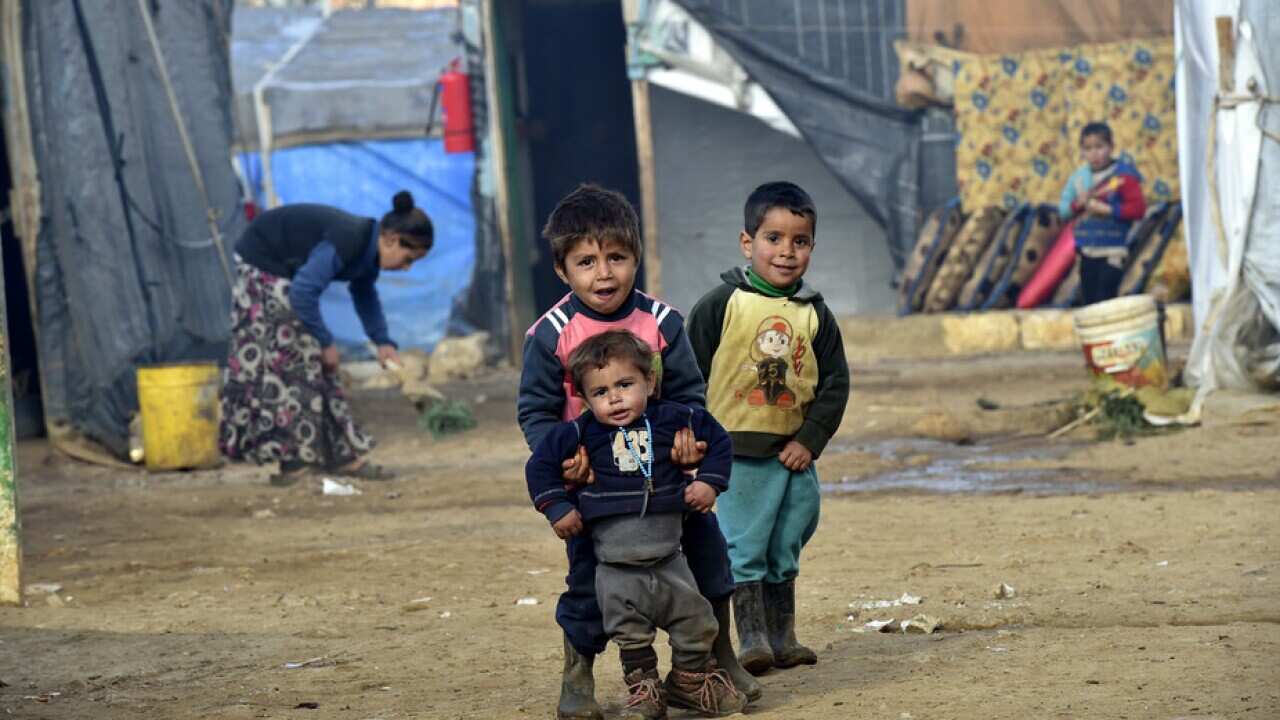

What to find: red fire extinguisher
left=435, top=58, right=474, bottom=154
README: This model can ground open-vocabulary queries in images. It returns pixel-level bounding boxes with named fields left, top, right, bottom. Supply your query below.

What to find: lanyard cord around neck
left=619, top=416, right=654, bottom=517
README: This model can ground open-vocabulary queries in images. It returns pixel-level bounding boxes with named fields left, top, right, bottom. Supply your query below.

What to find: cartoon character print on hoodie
left=687, top=267, right=848, bottom=459
left=748, top=316, right=800, bottom=409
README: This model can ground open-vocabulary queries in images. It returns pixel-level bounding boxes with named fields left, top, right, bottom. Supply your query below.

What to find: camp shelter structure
left=1176, top=0, right=1279, bottom=400
left=231, top=5, right=476, bottom=353
left=627, top=0, right=917, bottom=317
left=0, top=0, right=246, bottom=457
left=462, top=0, right=965, bottom=360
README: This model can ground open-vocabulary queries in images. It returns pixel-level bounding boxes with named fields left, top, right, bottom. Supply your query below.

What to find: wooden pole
left=621, top=0, right=662, bottom=297
left=630, top=78, right=662, bottom=298
left=481, top=0, right=529, bottom=363
left=0, top=0, right=28, bottom=605
left=1215, top=16, right=1235, bottom=94
left=1, top=0, right=39, bottom=303
left=0, top=198, right=21, bottom=606
left=1, top=0, right=53, bottom=449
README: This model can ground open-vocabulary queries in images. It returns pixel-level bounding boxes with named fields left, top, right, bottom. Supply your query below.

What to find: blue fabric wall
left=240, top=138, right=475, bottom=352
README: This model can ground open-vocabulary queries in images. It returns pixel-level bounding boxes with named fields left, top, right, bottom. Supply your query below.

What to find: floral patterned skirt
left=219, top=261, right=373, bottom=467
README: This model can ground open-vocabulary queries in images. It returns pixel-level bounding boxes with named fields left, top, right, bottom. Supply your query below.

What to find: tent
left=1176, top=0, right=1279, bottom=398
left=662, top=0, right=928, bottom=272
left=231, top=5, right=476, bottom=353
left=462, top=0, right=947, bottom=359
left=627, top=0, right=911, bottom=316
left=1, top=0, right=246, bottom=456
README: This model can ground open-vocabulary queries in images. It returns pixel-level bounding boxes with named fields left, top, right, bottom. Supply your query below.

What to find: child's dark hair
left=542, top=183, right=642, bottom=269
left=381, top=190, right=434, bottom=251
left=567, top=330, right=654, bottom=398
left=1080, top=122, right=1114, bottom=146
left=744, top=181, right=817, bottom=237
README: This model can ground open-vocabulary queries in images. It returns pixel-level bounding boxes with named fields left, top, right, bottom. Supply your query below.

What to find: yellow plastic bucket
left=136, top=362, right=221, bottom=471
left=1072, top=295, right=1167, bottom=389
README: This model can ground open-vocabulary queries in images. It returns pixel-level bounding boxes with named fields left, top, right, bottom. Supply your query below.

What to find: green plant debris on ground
left=1095, top=391, right=1149, bottom=439
left=418, top=400, right=477, bottom=439
left=1068, top=377, right=1195, bottom=440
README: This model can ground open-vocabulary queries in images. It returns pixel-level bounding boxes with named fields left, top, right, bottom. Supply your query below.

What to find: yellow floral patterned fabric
left=954, top=39, right=1178, bottom=213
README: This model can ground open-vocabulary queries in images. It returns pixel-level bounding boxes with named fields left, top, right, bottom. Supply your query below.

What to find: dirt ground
left=2, top=345, right=1278, bottom=719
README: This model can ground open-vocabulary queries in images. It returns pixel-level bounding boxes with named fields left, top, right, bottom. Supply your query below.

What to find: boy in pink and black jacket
left=515, top=183, right=760, bottom=719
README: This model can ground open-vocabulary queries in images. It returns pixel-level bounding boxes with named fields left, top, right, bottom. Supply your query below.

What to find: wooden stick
left=1049, top=386, right=1135, bottom=439
left=1049, top=406, right=1101, bottom=439
left=1216, top=16, right=1236, bottom=94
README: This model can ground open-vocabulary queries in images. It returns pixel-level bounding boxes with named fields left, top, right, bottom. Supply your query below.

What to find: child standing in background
left=1059, top=121, right=1147, bottom=304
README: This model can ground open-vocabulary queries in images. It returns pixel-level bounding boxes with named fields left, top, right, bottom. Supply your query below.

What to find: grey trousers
left=595, top=551, right=719, bottom=670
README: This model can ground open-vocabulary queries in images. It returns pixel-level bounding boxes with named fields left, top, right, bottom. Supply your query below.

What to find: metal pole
left=252, top=8, right=323, bottom=210
left=0, top=224, right=22, bottom=606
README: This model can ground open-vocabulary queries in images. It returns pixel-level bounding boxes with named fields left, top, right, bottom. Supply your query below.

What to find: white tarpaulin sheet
left=631, top=0, right=799, bottom=138
left=1177, top=0, right=1280, bottom=396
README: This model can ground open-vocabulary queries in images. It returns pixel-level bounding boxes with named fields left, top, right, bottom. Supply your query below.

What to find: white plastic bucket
left=1072, top=295, right=1167, bottom=389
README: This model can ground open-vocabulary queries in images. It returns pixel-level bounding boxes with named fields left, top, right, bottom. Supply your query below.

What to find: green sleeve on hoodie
left=686, top=283, right=735, bottom=383
left=794, top=300, right=850, bottom=457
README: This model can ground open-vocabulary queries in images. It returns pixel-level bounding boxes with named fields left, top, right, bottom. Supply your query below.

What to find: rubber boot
left=712, top=596, right=762, bottom=702
left=557, top=635, right=604, bottom=720
left=763, top=580, right=817, bottom=668
left=731, top=581, right=774, bottom=675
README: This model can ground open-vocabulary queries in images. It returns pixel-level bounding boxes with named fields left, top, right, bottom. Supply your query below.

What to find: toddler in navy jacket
left=526, top=330, right=747, bottom=718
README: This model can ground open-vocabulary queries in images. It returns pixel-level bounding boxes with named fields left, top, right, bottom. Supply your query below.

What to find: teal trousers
left=716, top=456, right=821, bottom=584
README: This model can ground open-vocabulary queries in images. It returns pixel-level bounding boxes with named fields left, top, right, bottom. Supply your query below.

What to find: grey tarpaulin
left=231, top=7, right=460, bottom=150
left=669, top=0, right=924, bottom=267
left=229, top=5, right=323, bottom=148
left=22, top=0, right=245, bottom=455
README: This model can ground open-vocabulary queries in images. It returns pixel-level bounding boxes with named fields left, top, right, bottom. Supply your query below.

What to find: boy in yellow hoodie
left=687, top=181, right=850, bottom=675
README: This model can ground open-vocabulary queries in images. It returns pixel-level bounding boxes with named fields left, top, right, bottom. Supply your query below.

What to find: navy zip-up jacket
left=526, top=399, right=733, bottom=524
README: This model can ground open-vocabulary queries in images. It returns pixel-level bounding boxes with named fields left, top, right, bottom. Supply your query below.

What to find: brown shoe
left=664, top=661, right=747, bottom=717
left=621, top=668, right=667, bottom=719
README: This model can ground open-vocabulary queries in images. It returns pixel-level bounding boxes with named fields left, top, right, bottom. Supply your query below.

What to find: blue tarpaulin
left=239, top=138, right=475, bottom=353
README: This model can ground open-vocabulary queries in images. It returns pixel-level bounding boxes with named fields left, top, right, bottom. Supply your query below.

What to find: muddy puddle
left=822, top=438, right=1122, bottom=496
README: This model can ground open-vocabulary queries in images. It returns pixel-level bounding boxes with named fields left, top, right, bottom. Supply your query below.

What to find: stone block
left=940, top=313, right=1020, bottom=355
left=1019, top=310, right=1078, bottom=351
